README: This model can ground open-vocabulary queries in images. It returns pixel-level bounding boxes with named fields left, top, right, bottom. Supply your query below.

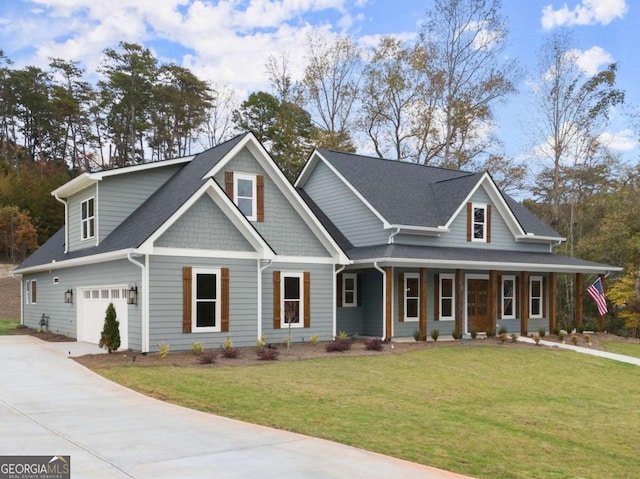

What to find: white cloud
left=541, top=0, right=628, bottom=29
left=570, top=46, right=614, bottom=75
left=599, top=129, right=637, bottom=152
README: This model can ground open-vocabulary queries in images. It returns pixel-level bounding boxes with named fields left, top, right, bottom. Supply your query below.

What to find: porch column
left=420, top=268, right=427, bottom=341
left=575, top=273, right=583, bottom=330
left=489, top=270, right=497, bottom=332
left=549, top=272, right=557, bottom=333
left=599, top=273, right=606, bottom=331
left=520, top=271, right=529, bottom=336
left=455, top=269, right=463, bottom=337
left=384, top=266, right=393, bottom=339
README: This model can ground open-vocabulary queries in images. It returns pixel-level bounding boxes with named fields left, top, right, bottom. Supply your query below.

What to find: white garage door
left=77, top=286, right=128, bottom=350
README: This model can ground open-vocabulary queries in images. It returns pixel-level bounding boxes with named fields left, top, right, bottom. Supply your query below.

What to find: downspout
left=11, top=270, right=23, bottom=326
left=257, top=259, right=273, bottom=341
left=334, top=265, right=346, bottom=338
left=373, top=262, right=387, bottom=340
left=388, top=227, right=401, bottom=245
left=127, top=252, right=148, bottom=352
left=53, top=193, right=68, bottom=254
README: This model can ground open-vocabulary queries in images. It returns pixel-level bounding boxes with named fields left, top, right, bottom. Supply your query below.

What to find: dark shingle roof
left=315, top=149, right=562, bottom=238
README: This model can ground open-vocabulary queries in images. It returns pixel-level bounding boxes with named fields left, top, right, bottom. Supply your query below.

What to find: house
left=14, top=133, right=348, bottom=352
left=295, top=149, right=621, bottom=340
left=14, top=134, right=619, bottom=351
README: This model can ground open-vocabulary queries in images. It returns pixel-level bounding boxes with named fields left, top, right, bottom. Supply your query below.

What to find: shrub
left=309, top=333, right=319, bottom=344
left=364, top=338, right=384, bottom=351
left=413, top=329, right=421, bottom=341
left=158, top=343, right=170, bottom=358
left=486, top=327, right=496, bottom=338
left=510, top=333, right=518, bottom=343
left=325, top=339, right=352, bottom=352
left=552, top=326, right=560, bottom=336
left=256, top=334, right=267, bottom=349
left=470, top=328, right=477, bottom=339
left=221, top=347, right=240, bottom=358
left=199, top=349, right=217, bottom=364
left=571, top=335, right=579, bottom=345
left=538, top=327, right=546, bottom=338
left=584, top=333, right=592, bottom=346
left=223, top=335, right=233, bottom=349
left=452, top=331, right=461, bottom=340
left=498, top=326, right=507, bottom=335
left=337, top=330, right=349, bottom=340
left=257, top=347, right=279, bottom=360
left=430, top=328, right=440, bottom=341
left=99, top=303, right=121, bottom=353
left=498, top=332, right=508, bottom=344
left=558, top=330, right=567, bottom=342
left=533, top=334, right=541, bottom=345
left=191, top=341, right=203, bottom=355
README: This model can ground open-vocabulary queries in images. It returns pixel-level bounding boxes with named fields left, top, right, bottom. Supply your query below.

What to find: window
left=530, top=276, right=543, bottom=318
left=234, top=173, right=256, bottom=221
left=471, top=203, right=487, bottom=242
left=501, top=276, right=516, bottom=319
left=26, top=280, right=37, bottom=304
left=404, top=273, right=420, bottom=321
left=81, top=197, right=95, bottom=240
left=192, top=268, right=221, bottom=332
left=282, top=273, right=304, bottom=328
left=439, top=274, right=455, bottom=320
left=342, top=273, right=357, bottom=307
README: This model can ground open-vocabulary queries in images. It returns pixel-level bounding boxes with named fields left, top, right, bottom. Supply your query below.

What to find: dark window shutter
left=221, top=268, right=229, bottom=332
left=466, top=203, right=472, bottom=242
left=486, top=204, right=492, bottom=243
left=542, top=276, right=547, bottom=318
left=183, top=267, right=192, bottom=333
left=357, top=274, right=363, bottom=307
left=304, top=272, right=311, bottom=328
left=398, top=272, right=405, bottom=322
left=497, top=275, right=503, bottom=318
left=336, top=273, right=343, bottom=307
left=273, top=271, right=281, bottom=329
left=434, top=273, right=440, bottom=321
left=225, top=171, right=234, bottom=199
left=256, top=175, right=264, bottom=222
left=515, top=275, right=520, bottom=319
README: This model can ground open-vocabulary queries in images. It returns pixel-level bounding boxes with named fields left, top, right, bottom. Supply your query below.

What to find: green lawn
left=602, top=340, right=640, bottom=358
left=98, top=346, right=640, bottom=479
left=0, top=319, right=20, bottom=334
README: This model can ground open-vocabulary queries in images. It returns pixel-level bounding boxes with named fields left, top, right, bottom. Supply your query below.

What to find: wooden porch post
left=384, top=267, right=393, bottom=339
left=575, top=273, right=583, bottom=331
left=549, top=273, right=557, bottom=333
left=599, top=273, right=606, bottom=331
left=520, top=272, right=529, bottom=336
left=420, top=268, right=427, bottom=341
left=455, top=269, right=463, bottom=337
left=489, top=270, right=497, bottom=332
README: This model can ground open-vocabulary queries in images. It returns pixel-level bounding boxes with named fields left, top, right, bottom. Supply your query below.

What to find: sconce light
left=127, top=286, right=138, bottom=305
left=64, top=289, right=73, bottom=304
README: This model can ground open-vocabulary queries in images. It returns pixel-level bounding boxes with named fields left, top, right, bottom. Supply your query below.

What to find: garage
left=77, top=286, right=128, bottom=350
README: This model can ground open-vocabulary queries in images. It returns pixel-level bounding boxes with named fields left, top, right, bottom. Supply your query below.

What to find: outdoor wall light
left=127, top=286, right=138, bottom=305
left=64, top=289, right=73, bottom=304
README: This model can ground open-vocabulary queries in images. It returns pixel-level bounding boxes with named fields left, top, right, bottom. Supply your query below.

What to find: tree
left=202, top=82, right=238, bottom=148
left=0, top=205, right=37, bottom=263
left=608, top=267, right=640, bottom=337
left=99, top=302, right=121, bottom=353
left=417, top=0, right=518, bottom=168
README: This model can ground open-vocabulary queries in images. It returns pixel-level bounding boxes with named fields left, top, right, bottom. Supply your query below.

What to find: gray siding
left=67, top=184, right=97, bottom=253
left=156, top=195, right=254, bottom=251
left=214, top=148, right=330, bottom=257
left=148, top=255, right=259, bottom=352
left=98, top=165, right=181, bottom=242
left=303, top=160, right=388, bottom=247
left=21, top=259, right=142, bottom=348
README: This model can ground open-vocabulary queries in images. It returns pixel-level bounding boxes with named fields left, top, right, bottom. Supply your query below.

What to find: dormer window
left=467, top=202, right=491, bottom=243
left=81, top=197, right=95, bottom=240
left=235, top=173, right=257, bottom=221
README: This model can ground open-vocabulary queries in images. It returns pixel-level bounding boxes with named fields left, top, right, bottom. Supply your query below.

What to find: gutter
left=334, top=265, right=346, bottom=338
left=53, top=192, right=69, bottom=254
left=127, top=252, right=148, bottom=352
left=257, top=259, right=273, bottom=341
left=373, top=262, right=387, bottom=341
left=387, top=227, right=401, bottom=245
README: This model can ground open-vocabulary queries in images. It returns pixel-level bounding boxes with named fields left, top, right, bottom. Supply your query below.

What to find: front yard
left=94, top=343, right=640, bottom=479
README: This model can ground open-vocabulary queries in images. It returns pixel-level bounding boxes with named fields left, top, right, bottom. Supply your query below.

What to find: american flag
left=586, top=277, right=608, bottom=316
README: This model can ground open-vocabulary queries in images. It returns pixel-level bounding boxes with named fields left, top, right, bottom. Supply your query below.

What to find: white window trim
left=501, top=275, right=516, bottom=320
left=80, top=197, right=96, bottom=241
left=234, top=172, right=257, bottom=221
left=471, top=203, right=487, bottom=243
left=439, top=273, right=455, bottom=321
left=404, top=272, right=420, bottom=322
left=192, top=268, right=221, bottom=333
left=26, top=279, right=37, bottom=304
left=529, top=276, right=543, bottom=319
left=281, top=272, right=304, bottom=329
left=342, top=273, right=357, bottom=308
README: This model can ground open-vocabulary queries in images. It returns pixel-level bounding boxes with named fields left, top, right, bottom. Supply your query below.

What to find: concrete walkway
left=0, top=336, right=472, bottom=479
left=518, top=336, right=640, bottom=366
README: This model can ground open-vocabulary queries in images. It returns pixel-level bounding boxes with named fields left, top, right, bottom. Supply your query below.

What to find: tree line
left=1, top=0, right=638, bottom=335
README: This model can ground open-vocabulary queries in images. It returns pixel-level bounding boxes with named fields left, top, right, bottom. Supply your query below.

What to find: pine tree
left=99, top=302, right=120, bottom=353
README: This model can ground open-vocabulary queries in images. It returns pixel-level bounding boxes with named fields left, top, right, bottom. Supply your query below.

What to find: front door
left=467, top=278, right=491, bottom=333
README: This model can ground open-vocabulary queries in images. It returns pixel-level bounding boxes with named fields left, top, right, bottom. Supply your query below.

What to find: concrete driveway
left=0, top=336, right=472, bottom=479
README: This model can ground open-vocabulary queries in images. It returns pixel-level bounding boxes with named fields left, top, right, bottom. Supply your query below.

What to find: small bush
left=364, top=338, right=384, bottom=351
left=584, top=333, right=592, bottom=346
left=158, top=343, right=170, bottom=358
left=558, top=330, right=567, bottom=342
left=533, top=334, right=541, bottom=345
left=510, top=333, right=518, bottom=343
left=452, top=331, right=461, bottom=340
left=498, top=326, right=507, bottom=335
left=337, top=330, right=349, bottom=340
left=309, top=333, right=319, bottom=344
left=257, top=347, right=280, bottom=360
left=256, top=334, right=267, bottom=349
left=191, top=341, right=203, bottom=355
left=430, top=328, right=440, bottom=341
left=571, top=335, right=579, bottom=345
left=538, top=327, right=546, bottom=338
left=199, top=349, right=217, bottom=364
left=413, top=329, right=421, bottom=341
left=223, top=335, right=233, bottom=349
left=486, top=327, right=496, bottom=338
left=325, top=338, right=352, bottom=352
left=498, top=332, right=508, bottom=344
left=552, top=326, right=560, bottom=336
left=221, top=347, right=240, bottom=358
left=470, top=328, right=477, bottom=339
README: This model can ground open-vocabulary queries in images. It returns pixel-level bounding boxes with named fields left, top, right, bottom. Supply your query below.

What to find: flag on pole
left=586, top=277, right=608, bottom=316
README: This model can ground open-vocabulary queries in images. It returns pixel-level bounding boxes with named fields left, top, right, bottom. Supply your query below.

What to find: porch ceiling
left=346, top=244, right=621, bottom=274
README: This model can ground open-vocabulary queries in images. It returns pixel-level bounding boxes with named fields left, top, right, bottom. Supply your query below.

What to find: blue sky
left=0, top=0, right=637, bottom=164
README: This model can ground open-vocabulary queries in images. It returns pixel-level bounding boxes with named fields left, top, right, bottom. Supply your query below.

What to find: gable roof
left=296, top=149, right=562, bottom=241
